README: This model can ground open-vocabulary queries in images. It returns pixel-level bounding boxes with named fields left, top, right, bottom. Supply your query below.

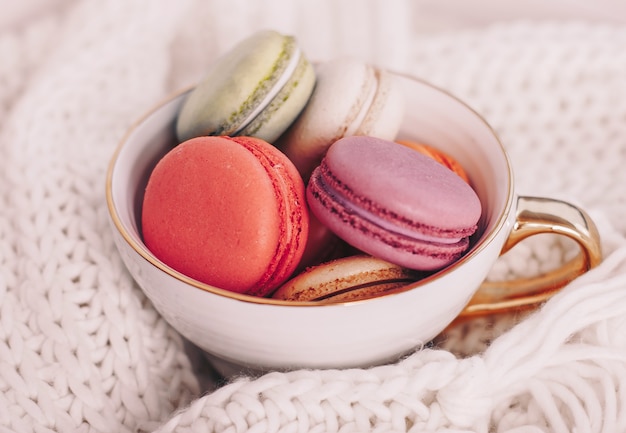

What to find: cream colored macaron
left=272, top=255, right=419, bottom=303
left=278, top=57, right=405, bottom=181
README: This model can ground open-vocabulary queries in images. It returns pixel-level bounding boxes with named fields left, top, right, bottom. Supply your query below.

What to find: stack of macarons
left=141, top=29, right=482, bottom=302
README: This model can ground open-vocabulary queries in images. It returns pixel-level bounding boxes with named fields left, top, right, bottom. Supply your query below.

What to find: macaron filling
left=312, top=279, right=413, bottom=301
left=232, top=47, right=303, bottom=136
left=323, top=182, right=465, bottom=245
left=344, top=66, right=378, bottom=137
left=313, top=161, right=476, bottom=246
left=273, top=255, right=419, bottom=302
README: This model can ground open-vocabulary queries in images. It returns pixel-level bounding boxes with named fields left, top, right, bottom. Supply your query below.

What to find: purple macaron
left=306, top=136, right=482, bottom=271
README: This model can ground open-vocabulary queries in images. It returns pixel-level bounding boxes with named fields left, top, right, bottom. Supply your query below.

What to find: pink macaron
left=307, top=136, right=482, bottom=271
left=141, top=135, right=309, bottom=297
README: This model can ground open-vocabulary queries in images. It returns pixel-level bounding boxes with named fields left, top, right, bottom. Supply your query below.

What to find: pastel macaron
left=307, top=136, right=482, bottom=271
left=296, top=212, right=346, bottom=273
left=176, top=30, right=315, bottom=143
left=141, top=135, right=309, bottom=297
left=397, top=139, right=470, bottom=183
left=272, top=255, right=419, bottom=302
left=278, top=57, right=405, bottom=181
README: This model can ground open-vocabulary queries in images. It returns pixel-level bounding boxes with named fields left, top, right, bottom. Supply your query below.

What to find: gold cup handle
left=460, top=196, right=603, bottom=316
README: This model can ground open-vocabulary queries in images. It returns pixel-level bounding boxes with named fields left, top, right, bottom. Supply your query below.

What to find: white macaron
left=278, top=57, right=405, bottom=181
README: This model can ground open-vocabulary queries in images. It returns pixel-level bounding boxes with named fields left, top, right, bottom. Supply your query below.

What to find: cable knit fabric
left=2, top=1, right=626, bottom=432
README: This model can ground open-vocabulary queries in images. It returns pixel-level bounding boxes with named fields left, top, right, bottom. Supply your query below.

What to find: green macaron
left=176, top=30, right=316, bottom=143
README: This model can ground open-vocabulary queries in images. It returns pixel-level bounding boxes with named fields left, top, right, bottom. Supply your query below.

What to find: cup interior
left=107, top=73, right=513, bottom=303
left=109, top=91, right=185, bottom=262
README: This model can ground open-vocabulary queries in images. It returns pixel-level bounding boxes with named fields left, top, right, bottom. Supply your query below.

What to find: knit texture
left=1, top=1, right=626, bottom=432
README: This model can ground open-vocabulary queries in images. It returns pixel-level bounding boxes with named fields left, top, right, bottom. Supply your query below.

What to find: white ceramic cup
left=106, top=73, right=601, bottom=377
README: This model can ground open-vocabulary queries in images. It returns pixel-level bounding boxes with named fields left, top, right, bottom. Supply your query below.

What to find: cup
left=106, top=72, right=601, bottom=376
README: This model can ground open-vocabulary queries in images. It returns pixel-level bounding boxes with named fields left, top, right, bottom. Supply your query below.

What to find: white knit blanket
left=2, top=1, right=626, bottom=432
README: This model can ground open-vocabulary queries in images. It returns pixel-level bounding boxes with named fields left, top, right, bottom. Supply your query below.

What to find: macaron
left=176, top=30, right=316, bottom=143
left=278, top=57, right=405, bottom=181
left=272, top=255, right=419, bottom=302
left=307, top=136, right=482, bottom=271
left=141, top=135, right=309, bottom=297
left=396, top=139, right=470, bottom=183
left=296, top=212, right=346, bottom=273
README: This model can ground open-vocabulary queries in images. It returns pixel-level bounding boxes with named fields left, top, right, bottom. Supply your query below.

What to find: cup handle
left=460, top=196, right=603, bottom=316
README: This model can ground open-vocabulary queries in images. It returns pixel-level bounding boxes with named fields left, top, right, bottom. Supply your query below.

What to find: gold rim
left=105, top=73, right=515, bottom=307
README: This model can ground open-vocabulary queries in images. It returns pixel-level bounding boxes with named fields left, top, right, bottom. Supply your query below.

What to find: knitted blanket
left=2, top=1, right=626, bottom=432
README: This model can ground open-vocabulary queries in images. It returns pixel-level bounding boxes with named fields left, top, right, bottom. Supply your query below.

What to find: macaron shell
left=176, top=30, right=315, bottom=143
left=141, top=136, right=308, bottom=296
left=272, top=255, right=418, bottom=302
left=307, top=136, right=482, bottom=271
left=307, top=191, right=471, bottom=270
left=279, top=58, right=404, bottom=180
left=321, top=136, right=481, bottom=233
left=397, top=139, right=470, bottom=183
left=233, top=136, right=310, bottom=294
